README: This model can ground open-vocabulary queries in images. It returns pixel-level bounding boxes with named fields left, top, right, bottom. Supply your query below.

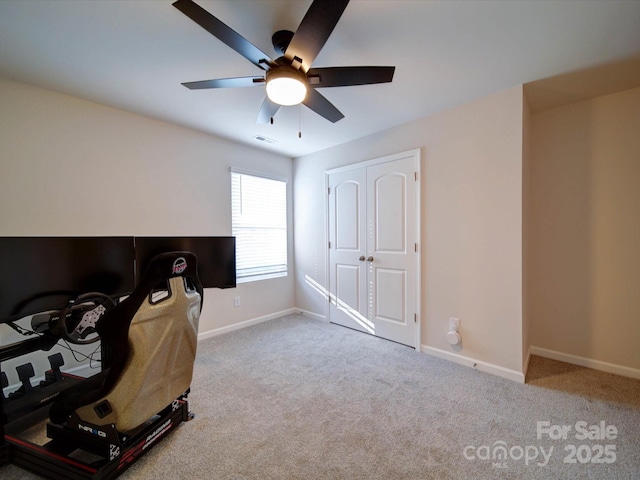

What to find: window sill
left=236, top=272, right=287, bottom=284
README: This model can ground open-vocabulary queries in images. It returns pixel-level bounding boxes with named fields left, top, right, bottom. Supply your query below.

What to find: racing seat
left=48, top=251, right=203, bottom=433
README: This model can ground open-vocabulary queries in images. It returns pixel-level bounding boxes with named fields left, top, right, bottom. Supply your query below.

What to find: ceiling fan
left=173, top=0, right=395, bottom=124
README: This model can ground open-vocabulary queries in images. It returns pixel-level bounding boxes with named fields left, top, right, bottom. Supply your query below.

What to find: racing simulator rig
left=1, top=236, right=235, bottom=479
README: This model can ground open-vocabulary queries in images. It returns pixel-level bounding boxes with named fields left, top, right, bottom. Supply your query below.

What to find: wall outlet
left=234, top=296, right=241, bottom=307
left=449, top=317, right=459, bottom=331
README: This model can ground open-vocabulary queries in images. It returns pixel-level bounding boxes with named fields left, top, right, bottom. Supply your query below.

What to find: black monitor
left=0, top=237, right=136, bottom=322
left=134, top=237, right=236, bottom=289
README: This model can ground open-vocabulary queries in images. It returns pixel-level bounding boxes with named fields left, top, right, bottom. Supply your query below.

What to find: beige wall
left=0, top=78, right=295, bottom=341
left=4, top=70, right=638, bottom=388
left=528, top=86, right=640, bottom=371
left=294, top=86, right=525, bottom=377
left=11, top=73, right=636, bottom=383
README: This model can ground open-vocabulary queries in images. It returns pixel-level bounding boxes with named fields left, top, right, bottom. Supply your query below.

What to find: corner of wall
left=522, top=86, right=533, bottom=374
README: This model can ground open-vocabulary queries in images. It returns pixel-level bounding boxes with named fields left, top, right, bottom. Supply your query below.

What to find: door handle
left=366, top=256, right=374, bottom=262
left=358, top=256, right=366, bottom=262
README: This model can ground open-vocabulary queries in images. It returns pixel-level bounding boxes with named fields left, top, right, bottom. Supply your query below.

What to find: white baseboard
left=298, top=309, right=327, bottom=322
left=529, top=346, right=640, bottom=380
left=197, top=308, right=298, bottom=341
left=421, top=345, right=526, bottom=383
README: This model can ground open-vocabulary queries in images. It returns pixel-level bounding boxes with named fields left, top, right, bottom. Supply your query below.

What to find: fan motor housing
left=265, top=66, right=307, bottom=85
left=272, top=30, right=294, bottom=56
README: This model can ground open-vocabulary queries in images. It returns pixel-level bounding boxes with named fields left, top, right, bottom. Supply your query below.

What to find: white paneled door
left=327, top=150, right=419, bottom=348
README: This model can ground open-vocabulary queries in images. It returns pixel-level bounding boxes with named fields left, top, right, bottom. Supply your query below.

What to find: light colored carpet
left=3, top=313, right=640, bottom=479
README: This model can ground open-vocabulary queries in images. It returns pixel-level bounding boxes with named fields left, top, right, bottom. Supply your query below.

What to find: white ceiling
left=1, top=0, right=640, bottom=158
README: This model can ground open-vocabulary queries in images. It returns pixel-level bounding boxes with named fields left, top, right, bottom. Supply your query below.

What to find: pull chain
left=298, top=104, right=302, bottom=139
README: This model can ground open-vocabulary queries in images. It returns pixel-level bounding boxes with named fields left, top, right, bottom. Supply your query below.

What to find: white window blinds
left=231, top=171, right=287, bottom=282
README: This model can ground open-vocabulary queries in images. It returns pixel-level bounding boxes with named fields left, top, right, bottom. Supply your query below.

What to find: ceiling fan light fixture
left=266, top=68, right=308, bottom=106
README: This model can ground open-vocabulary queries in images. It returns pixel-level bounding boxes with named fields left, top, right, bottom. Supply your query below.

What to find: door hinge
left=328, top=187, right=331, bottom=195
left=414, top=243, right=418, bottom=253
left=328, top=241, right=331, bottom=249
left=414, top=313, right=417, bottom=323
left=414, top=171, right=418, bottom=181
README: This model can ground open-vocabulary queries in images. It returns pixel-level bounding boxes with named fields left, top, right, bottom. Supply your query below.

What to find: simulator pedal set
left=2, top=353, right=84, bottom=424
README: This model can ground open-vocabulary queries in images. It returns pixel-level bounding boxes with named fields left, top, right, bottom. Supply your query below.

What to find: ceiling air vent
left=252, top=135, right=277, bottom=144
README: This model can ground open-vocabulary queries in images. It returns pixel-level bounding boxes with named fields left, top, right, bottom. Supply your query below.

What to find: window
left=231, top=170, right=287, bottom=282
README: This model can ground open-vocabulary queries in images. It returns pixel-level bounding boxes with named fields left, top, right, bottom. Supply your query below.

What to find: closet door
left=328, top=168, right=369, bottom=334
left=366, top=157, right=418, bottom=347
left=327, top=151, right=419, bottom=348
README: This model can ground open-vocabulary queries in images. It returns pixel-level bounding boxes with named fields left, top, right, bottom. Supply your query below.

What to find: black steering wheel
left=57, top=292, right=116, bottom=345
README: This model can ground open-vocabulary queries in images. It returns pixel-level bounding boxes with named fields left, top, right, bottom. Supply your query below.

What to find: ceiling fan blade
left=173, top=0, right=273, bottom=70
left=307, top=66, right=395, bottom=88
left=257, top=97, right=281, bottom=124
left=285, top=0, right=350, bottom=72
left=303, top=89, right=344, bottom=123
left=182, top=76, right=265, bottom=90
